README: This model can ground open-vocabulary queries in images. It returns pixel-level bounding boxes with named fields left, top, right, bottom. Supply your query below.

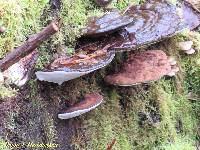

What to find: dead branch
left=0, top=21, right=59, bottom=71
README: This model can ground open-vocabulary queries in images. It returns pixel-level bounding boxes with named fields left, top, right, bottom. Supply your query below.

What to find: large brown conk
left=105, top=50, right=179, bottom=86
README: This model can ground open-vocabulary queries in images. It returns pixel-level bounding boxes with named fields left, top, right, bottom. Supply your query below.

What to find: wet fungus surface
left=78, top=0, right=187, bottom=52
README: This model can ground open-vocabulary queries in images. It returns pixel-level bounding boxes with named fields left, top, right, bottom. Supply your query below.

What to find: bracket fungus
left=0, top=26, right=6, bottom=33
left=36, top=49, right=115, bottom=85
left=177, top=41, right=193, bottom=51
left=36, top=0, right=200, bottom=85
left=185, top=48, right=196, bottom=54
left=105, top=50, right=179, bottom=86
left=168, top=57, right=177, bottom=66
left=177, top=41, right=196, bottom=55
left=58, top=92, right=103, bottom=120
left=82, top=10, right=134, bottom=37
left=3, top=50, right=38, bottom=87
left=112, top=0, right=186, bottom=51
left=79, top=0, right=188, bottom=53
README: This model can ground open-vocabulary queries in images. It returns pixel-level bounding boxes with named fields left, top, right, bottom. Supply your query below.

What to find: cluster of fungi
left=0, top=0, right=200, bottom=120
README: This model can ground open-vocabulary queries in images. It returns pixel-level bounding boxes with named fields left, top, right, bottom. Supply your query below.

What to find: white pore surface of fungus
left=36, top=71, right=90, bottom=85
left=58, top=100, right=102, bottom=119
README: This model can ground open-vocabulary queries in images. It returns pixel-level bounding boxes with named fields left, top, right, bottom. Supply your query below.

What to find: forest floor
left=0, top=0, right=200, bottom=150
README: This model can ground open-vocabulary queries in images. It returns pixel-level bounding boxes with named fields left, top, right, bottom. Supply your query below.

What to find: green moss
left=0, top=139, right=10, bottom=150
left=0, top=0, right=49, bottom=58
left=159, top=136, right=196, bottom=150
left=114, top=0, right=141, bottom=9
left=85, top=89, right=132, bottom=150
left=42, top=112, right=58, bottom=144
left=53, top=0, right=103, bottom=47
left=0, top=85, right=17, bottom=99
left=70, top=30, right=200, bottom=149
left=84, top=76, right=198, bottom=149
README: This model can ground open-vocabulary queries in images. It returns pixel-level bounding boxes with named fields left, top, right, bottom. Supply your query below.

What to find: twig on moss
left=0, top=21, right=60, bottom=71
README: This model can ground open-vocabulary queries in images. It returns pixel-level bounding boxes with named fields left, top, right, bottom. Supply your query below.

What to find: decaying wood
left=0, top=21, right=59, bottom=71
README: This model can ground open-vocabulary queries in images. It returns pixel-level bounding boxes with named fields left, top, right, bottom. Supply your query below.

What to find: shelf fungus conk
left=82, top=10, right=134, bottom=37
left=105, top=50, right=179, bottom=86
left=58, top=93, right=103, bottom=120
left=36, top=50, right=115, bottom=85
left=0, top=26, right=6, bottom=33
left=177, top=41, right=193, bottom=51
left=168, top=57, right=177, bottom=66
left=185, top=48, right=196, bottom=55
left=177, top=41, right=196, bottom=54
left=3, top=50, right=38, bottom=87
left=80, top=0, right=187, bottom=52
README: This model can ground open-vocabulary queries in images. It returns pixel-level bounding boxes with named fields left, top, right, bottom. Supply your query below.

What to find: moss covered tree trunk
left=0, top=0, right=200, bottom=150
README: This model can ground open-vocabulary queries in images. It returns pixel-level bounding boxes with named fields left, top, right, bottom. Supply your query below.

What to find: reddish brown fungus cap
left=58, top=93, right=103, bottom=119
left=66, top=93, right=103, bottom=113
left=105, top=50, right=171, bottom=86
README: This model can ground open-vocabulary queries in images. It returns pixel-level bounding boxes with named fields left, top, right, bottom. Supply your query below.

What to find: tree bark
left=0, top=21, right=59, bottom=71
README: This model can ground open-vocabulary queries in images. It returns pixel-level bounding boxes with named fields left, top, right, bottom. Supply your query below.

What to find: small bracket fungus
left=177, top=41, right=196, bottom=55
left=105, top=50, right=179, bottom=86
left=177, top=41, right=193, bottom=51
left=185, top=48, right=196, bottom=55
left=0, top=26, right=6, bottom=33
left=168, top=57, right=177, bottom=65
left=58, top=93, right=103, bottom=120
left=3, top=50, right=38, bottom=87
